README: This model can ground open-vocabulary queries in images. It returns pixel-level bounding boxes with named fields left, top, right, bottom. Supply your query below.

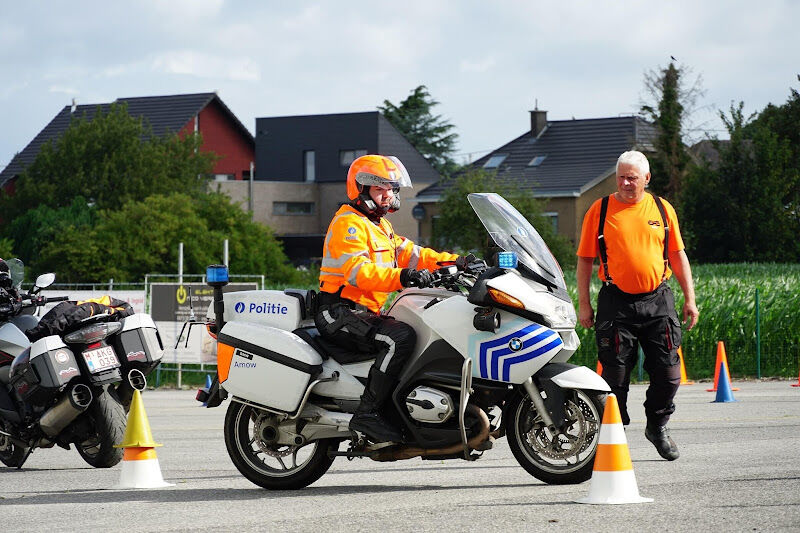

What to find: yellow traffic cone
left=113, top=390, right=173, bottom=489
left=576, top=394, right=653, bottom=504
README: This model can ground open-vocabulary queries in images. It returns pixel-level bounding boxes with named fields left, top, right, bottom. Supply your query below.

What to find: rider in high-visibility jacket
left=315, top=154, right=463, bottom=443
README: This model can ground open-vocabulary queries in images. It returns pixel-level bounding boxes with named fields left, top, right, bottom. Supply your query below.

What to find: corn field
left=564, top=263, right=800, bottom=380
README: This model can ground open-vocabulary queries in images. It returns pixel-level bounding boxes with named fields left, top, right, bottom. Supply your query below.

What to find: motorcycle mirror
left=34, top=272, right=56, bottom=289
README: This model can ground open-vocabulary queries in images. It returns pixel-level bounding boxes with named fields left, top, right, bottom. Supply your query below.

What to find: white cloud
left=151, top=51, right=260, bottom=82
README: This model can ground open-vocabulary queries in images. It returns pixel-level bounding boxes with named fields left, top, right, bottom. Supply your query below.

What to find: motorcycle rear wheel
left=506, top=388, right=605, bottom=485
left=76, top=388, right=126, bottom=468
left=0, top=421, right=28, bottom=468
left=224, top=401, right=337, bottom=490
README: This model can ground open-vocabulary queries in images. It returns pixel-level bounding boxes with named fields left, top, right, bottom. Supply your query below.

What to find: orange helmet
left=346, top=155, right=412, bottom=217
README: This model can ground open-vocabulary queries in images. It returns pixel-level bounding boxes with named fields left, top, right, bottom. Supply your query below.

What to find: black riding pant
left=314, top=303, right=416, bottom=378
left=595, top=283, right=682, bottom=427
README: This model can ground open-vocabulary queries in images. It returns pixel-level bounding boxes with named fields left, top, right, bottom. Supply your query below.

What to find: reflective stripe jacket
left=319, top=205, right=458, bottom=313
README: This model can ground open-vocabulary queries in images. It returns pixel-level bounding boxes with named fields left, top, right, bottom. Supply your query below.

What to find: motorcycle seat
left=293, top=327, right=374, bottom=365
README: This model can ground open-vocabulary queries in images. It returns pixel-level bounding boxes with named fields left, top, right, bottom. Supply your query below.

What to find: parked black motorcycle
left=0, top=259, right=161, bottom=468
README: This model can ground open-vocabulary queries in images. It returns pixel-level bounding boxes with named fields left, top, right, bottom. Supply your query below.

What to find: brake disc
left=252, top=413, right=296, bottom=458
left=525, top=399, right=588, bottom=460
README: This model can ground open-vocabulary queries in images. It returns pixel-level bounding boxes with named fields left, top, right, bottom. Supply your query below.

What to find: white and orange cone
left=113, top=390, right=173, bottom=489
left=576, top=394, right=652, bottom=504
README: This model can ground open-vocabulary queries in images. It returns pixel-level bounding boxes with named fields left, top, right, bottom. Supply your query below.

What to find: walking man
left=576, top=150, right=699, bottom=460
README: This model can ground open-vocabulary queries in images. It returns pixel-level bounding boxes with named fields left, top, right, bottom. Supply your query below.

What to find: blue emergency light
left=497, top=252, right=518, bottom=269
left=207, top=264, right=229, bottom=286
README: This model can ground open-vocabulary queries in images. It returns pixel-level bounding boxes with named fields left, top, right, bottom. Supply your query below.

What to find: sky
left=1, top=0, right=798, bottom=171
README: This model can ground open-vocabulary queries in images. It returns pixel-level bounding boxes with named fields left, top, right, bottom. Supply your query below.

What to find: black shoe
left=645, top=424, right=680, bottom=461
left=349, top=412, right=403, bottom=443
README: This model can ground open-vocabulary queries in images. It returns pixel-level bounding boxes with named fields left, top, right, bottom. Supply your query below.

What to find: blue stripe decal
left=478, top=323, right=540, bottom=379
left=489, top=328, right=554, bottom=380
left=501, top=336, right=563, bottom=381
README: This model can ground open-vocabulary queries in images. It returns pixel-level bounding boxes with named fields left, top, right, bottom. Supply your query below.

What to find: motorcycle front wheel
left=76, top=388, right=126, bottom=468
left=224, top=401, right=337, bottom=490
left=506, top=388, right=605, bottom=485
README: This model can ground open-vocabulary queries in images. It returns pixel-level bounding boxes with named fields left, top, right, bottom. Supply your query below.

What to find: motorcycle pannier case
left=111, top=314, right=164, bottom=373
left=9, top=336, right=79, bottom=404
left=216, top=321, right=322, bottom=413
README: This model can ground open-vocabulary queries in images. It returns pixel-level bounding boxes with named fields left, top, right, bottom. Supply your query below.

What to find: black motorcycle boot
left=645, top=424, right=680, bottom=461
left=349, top=368, right=403, bottom=443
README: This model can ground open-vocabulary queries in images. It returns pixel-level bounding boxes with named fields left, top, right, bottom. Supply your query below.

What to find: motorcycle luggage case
left=216, top=321, right=323, bottom=413
left=9, top=336, right=79, bottom=404
left=207, top=290, right=305, bottom=331
left=111, top=313, right=164, bottom=372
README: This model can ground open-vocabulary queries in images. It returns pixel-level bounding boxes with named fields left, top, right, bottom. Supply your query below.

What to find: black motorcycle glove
left=400, top=268, right=434, bottom=288
left=455, top=253, right=477, bottom=271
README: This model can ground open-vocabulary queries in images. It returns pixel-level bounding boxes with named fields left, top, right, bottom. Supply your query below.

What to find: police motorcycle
left=0, top=259, right=161, bottom=468
left=195, top=193, right=610, bottom=489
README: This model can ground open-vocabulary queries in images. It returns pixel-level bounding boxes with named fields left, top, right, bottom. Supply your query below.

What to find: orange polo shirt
left=577, top=194, right=684, bottom=294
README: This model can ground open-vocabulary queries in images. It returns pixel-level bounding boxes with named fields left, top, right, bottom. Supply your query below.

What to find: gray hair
left=616, top=150, right=650, bottom=175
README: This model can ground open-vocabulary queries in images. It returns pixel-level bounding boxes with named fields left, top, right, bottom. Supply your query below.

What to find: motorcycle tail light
left=488, top=288, right=524, bottom=309
left=64, top=321, right=123, bottom=344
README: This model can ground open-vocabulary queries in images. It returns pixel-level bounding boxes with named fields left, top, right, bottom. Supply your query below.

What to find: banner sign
left=149, top=283, right=257, bottom=364
left=149, top=283, right=257, bottom=322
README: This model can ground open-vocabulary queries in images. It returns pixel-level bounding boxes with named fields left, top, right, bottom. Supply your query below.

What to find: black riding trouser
left=595, top=282, right=682, bottom=427
left=314, top=302, right=416, bottom=378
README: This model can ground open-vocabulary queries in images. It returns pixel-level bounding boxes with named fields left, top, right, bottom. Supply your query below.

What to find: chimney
left=71, top=98, right=77, bottom=114
left=530, top=107, right=547, bottom=137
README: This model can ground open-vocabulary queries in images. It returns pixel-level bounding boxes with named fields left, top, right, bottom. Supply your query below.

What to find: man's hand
left=578, top=303, right=595, bottom=329
left=683, top=301, right=699, bottom=330
left=400, top=268, right=434, bottom=288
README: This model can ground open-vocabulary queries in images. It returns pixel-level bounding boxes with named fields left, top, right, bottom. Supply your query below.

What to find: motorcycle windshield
left=467, top=193, right=567, bottom=292
left=7, top=258, right=24, bottom=290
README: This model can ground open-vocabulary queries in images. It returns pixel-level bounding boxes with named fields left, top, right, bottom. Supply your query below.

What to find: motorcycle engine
left=405, top=386, right=454, bottom=424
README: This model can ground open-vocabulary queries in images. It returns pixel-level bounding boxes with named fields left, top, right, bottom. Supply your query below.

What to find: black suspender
left=597, top=195, right=612, bottom=283
left=651, top=193, right=670, bottom=280
left=597, top=192, right=670, bottom=285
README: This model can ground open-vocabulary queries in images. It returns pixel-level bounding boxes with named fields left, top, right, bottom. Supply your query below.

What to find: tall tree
left=640, top=61, right=704, bottom=201
left=0, top=102, right=216, bottom=224
left=378, top=85, right=459, bottom=177
left=433, top=168, right=575, bottom=268
left=681, top=102, right=800, bottom=262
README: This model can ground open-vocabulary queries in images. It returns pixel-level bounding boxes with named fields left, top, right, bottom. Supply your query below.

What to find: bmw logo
left=234, top=302, right=245, bottom=313
left=508, top=337, right=523, bottom=351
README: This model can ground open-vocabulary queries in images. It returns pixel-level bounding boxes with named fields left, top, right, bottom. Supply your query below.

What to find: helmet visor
left=354, top=156, right=413, bottom=190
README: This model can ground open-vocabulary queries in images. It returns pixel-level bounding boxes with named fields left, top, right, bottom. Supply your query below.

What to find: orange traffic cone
left=576, top=394, right=653, bottom=504
left=707, top=341, right=739, bottom=392
left=596, top=360, right=603, bottom=376
left=678, top=347, right=694, bottom=385
left=113, top=390, right=173, bottom=489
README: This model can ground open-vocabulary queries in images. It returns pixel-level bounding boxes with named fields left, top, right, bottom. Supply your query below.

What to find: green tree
left=0, top=238, right=13, bottom=258
left=36, top=192, right=298, bottom=284
left=4, top=197, right=96, bottom=269
left=378, top=85, right=459, bottom=176
left=0, top=102, right=216, bottom=224
left=433, top=168, right=575, bottom=268
left=681, top=102, right=800, bottom=262
left=640, top=61, right=704, bottom=201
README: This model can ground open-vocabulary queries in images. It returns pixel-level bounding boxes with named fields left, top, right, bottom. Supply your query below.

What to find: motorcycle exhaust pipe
left=370, top=404, right=491, bottom=462
left=39, top=383, right=93, bottom=438
left=127, top=369, right=147, bottom=391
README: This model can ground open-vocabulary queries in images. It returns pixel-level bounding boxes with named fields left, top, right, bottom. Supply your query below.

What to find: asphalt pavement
left=1, top=380, right=799, bottom=532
